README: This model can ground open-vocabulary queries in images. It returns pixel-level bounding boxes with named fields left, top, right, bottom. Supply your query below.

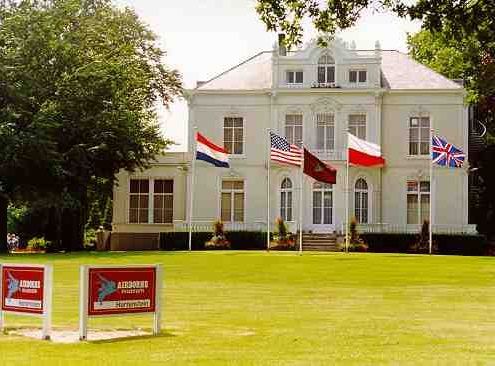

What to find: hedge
left=360, top=233, right=487, bottom=256
left=435, top=234, right=487, bottom=256
left=160, top=231, right=268, bottom=251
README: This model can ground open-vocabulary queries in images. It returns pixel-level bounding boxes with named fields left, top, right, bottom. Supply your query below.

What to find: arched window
left=280, top=178, right=293, bottom=222
left=354, top=178, right=368, bottom=224
left=317, top=53, right=335, bottom=84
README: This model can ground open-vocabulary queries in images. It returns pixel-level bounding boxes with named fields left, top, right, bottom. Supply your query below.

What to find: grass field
left=0, top=251, right=493, bottom=365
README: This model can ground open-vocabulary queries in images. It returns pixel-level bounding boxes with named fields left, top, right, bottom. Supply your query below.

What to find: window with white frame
left=280, top=178, right=293, bottom=222
left=316, top=113, right=334, bottom=151
left=129, top=179, right=149, bottom=223
left=348, top=114, right=366, bottom=140
left=317, top=54, right=335, bottom=84
left=349, top=69, right=367, bottom=84
left=224, top=117, right=244, bottom=155
left=354, top=178, right=369, bottom=224
left=312, top=182, right=333, bottom=225
left=129, top=178, right=174, bottom=224
left=406, top=180, right=430, bottom=225
left=286, top=70, right=303, bottom=85
left=153, top=179, right=174, bottom=223
left=285, top=114, right=303, bottom=146
left=409, top=117, right=430, bottom=156
left=221, top=180, right=244, bottom=222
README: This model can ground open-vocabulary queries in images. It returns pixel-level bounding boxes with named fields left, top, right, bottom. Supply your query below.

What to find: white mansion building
left=111, top=38, right=475, bottom=249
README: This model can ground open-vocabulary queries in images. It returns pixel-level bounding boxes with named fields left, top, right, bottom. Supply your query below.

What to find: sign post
left=79, top=264, right=162, bottom=341
left=0, top=263, right=53, bottom=340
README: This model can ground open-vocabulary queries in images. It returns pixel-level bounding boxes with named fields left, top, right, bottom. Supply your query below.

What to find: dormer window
left=349, top=69, right=367, bottom=85
left=317, top=54, right=335, bottom=84
left=286, top=70, right=303, bottom=85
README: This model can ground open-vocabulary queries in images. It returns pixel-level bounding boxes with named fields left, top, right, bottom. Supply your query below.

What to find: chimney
left=278, top=33, right=287, bottom=56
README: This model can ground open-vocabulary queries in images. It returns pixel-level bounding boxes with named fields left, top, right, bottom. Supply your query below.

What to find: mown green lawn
left=0, top=251, right=493, bottom=365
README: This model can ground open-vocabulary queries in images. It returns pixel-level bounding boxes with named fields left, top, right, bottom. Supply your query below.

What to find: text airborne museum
left=111, top=38, right=475, bottom=249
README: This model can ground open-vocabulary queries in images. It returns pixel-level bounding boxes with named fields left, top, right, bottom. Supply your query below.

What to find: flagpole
left=267, top=128, right=271, bottom=251
left=429, top=126, right=434, bottom=255
left=188, top=127, right=198, bottom=252
left=345, top=132, right=350, bottom=254
left=299, top=146, right=304, bottom=255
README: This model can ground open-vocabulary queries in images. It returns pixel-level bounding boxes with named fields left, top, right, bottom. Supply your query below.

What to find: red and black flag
left=303, top=149, right=337, bottom=184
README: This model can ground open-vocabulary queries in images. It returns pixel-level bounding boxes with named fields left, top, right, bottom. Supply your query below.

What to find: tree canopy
left=0, top=0, right=182, bottom=250
left=406, top=25, right=495, bottom=238
left=408, top=28, right=494, bottom=131
left=255, top=0, right=495, bottom=54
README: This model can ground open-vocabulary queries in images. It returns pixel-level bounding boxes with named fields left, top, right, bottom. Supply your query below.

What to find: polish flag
left=348, top=133, right=385, bottom=167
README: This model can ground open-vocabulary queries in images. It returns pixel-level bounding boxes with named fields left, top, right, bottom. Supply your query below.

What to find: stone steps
left=301, top=233, right=341, bottom=252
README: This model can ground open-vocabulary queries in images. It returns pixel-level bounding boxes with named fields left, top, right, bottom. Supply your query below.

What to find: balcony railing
left=311, top=82, right=340, bottom=89
left=173, top=220, right=269, bottom=232
left=313, top=149, right=346, bottom=161
left=356, top=223, right=477, bottom=235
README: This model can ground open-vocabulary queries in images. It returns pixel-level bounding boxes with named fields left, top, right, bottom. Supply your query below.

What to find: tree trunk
left=45, top=206, right=62, bottom=251
left=61, top=207, right=85, bottom=251
left=61, top=188, right=88, bottom=251
left=0, top=196, right=7, bottom=252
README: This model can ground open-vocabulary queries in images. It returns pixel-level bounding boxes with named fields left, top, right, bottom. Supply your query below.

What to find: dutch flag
left=195, top=132, right=230, bottom=168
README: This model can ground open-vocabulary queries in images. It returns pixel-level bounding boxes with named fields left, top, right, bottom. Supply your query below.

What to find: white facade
left=113, top=38, right=475, bottom=237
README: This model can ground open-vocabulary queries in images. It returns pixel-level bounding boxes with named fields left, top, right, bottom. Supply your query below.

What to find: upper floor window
left=407, top=180, right=430, bottom=224
left=285, top=114, right=303, bottom=146
left=354, top=178, right=369, bottom=224
left=286, top=70, right=303, bottom=85
left=317, top=54, right=335, bottom=84
left=221, top=180, right=244, bottom=222
left=224, top=117, right=243, bottom=155
left=316, top=113, right=334, bottom=152
left=349, top=114, right=366, bottom=140
left=409, top=117, right=430, bottom=156
left=349, top=70, right=367, bottom=84
left=280, top=178, right=293, bottom=222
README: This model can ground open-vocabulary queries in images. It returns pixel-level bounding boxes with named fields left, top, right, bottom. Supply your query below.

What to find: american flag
left=431, top=135, right=465, bottom=168
left=270, top=131, right=303, bottom=166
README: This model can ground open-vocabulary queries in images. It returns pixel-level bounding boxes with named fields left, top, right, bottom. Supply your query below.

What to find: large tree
left=407, top=27, right=495, bottom=238
left=408, top=29, right=495, bottom=118
left=255, top=0, right=495, bottom=53
left=0, top=0, right=182, bottom=250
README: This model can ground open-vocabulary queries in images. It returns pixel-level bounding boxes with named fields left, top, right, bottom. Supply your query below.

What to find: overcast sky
left=115, top=0, right=421, bottom=151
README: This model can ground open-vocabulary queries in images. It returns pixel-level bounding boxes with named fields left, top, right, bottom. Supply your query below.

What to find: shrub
left=271, top=218, right=295, bottom=250
left=360, top=233, right=417, bottom=253
left=160, top=232, right=209, bottom=250
left=160, top=231, right=267, bottom=251
left=346, top=241, right=369, bottom=252
left=435, top=234, right=487, bottom=256
left=26, top=237, right=49, bottom=251
left=227, top=231, right=268, bottom=250
left=274, top=217, right=289, bottom=241
left=206, top=220, right=230, bottom=249
left=361, top=232, right=487, bottom=255
left=84, top=228, right=98, bottom=250
left=349, top=217, right=358, bottom=243
left=342, top=217, right=368, bottom=252
left=409, top=220, right=438, bottom=254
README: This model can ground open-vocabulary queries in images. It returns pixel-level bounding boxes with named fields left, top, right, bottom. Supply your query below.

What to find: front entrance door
left=311, top=182, right=334, bottom=232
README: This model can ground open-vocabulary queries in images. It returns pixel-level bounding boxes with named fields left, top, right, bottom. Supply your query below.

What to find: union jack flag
left=431, top=135, right=465, bottom=168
